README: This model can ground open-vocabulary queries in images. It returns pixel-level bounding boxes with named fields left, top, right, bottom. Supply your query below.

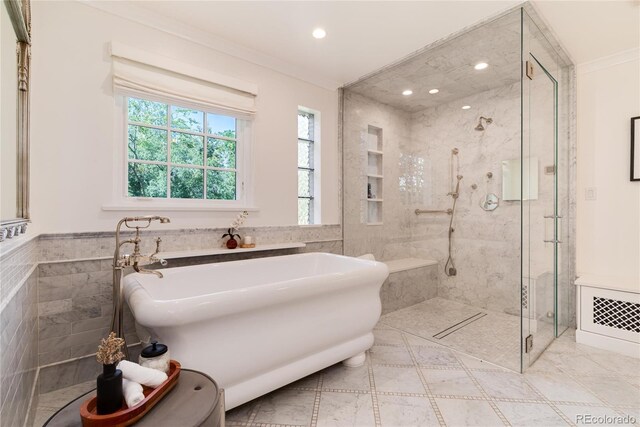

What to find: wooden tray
left=80, top=360, right=181, bottom=427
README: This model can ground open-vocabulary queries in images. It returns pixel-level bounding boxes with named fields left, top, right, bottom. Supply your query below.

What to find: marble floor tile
left=321, top=364, right=371, bottom=391
left=472, top=371, right=541, bottom=400
left=369, top=345, right=413, bottom=365
left=411, top=346, right=460, bottom=368
left=435, top=397, right=505, bottom=426
left=381, top=297, right=522, bottom=372
left=252, top=388, right=316, bottom=425
left=455, top=353, right=506, bottom=371
left=577, top=376, right=640, bottom=407
left=494, top=402, right=569, bottom=426
left=32, top=318, right=638, bottom=427
left=316, top=392, right=374, bottom=427
left=422, top=368, right=483, bottom=397
left=37, top=380, right=95, bottom=409
left=33, top=408, right=57, bottom=427
left=373, top=329, right=406, bottom=346
left=285, top=371, right=321, bottom=390
left=403, top=333, right=443, bottom=349
left=372, top=365, right=426, bottom=394
left=524, top=371, right=603, bottom=404
left=376, top=394, right=439, bottom=427
left=555, top=404, right=627, bottom=427
left=225, top=399, right=259, bottom=425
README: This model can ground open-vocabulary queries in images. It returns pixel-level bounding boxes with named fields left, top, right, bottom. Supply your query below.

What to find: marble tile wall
left=344, top=78, right=576, bottom=322
left=342, top=91, right=414, bottom=260
left=38, top=225, right=342, bottom=262
left=380, top=266, right=439, bottom=315
left=0, top=238, right=39, bottom=427
left=34, top=224, right=342, bottom=394
left=407, top=82, right=525, bottom=316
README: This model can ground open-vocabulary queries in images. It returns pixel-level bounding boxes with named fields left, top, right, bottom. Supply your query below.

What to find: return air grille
left=593, top=297, right=640, bottom=333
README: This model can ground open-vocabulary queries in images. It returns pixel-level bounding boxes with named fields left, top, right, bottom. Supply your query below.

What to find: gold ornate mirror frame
left=1, top=0, right=31, bottom=241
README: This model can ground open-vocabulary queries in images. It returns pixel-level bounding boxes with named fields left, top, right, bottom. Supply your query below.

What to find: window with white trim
left=297, top=109, right=319, bottom=225
left=126, top=96, right=248, bottom=201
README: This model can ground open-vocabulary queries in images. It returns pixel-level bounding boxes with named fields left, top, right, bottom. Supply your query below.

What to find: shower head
left=475, top=116, right=493, bottom=131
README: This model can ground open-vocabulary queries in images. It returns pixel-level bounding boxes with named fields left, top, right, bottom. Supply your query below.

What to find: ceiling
left=125, top=1, right=520, bottom=88
left=347, top=10, right=522, bottom=112
left=534, top=0, right=640, bottom=65
left=112, top=1, right=639, bottom=89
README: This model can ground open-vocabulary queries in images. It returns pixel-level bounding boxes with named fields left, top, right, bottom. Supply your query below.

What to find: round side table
left=44, top=369, right=224, bottom=427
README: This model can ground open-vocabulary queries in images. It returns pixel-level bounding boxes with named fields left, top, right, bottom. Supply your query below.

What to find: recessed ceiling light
left=429, top=89, right=439, bottom=94
left=462, top=105, right=471, bottom=110
left=402, top=90, right=413, bottom=96
left=474, top=62, right=489, bottom=70
left=312, top=28, right=326, bottom=39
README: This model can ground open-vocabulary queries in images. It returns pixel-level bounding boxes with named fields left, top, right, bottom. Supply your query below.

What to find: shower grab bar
left=415, top=208, right=453, bottom=215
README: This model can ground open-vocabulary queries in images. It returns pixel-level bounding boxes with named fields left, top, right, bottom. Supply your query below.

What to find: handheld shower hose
left=444, top=175, right=462, bottom=276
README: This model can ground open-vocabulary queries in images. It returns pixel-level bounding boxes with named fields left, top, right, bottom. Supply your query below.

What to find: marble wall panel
left=344, top=77, right=576, bottom=322
left=0, top=264, right=38, bottom=427
left=34, top=225, right=342, bottom=393
left=381, top=266, right=439, bottom=315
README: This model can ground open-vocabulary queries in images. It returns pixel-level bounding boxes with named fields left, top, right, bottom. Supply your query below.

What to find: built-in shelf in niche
left=366, top=125, right=383, bottom=225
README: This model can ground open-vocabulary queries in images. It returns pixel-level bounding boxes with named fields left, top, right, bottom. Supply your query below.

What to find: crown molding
left=577, top=47, right=640, bottom=75
left=78, top=0, right=341, bottom=91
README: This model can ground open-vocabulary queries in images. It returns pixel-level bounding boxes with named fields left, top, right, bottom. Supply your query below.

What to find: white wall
left=576, top=49, right=640, bottom=289
left=30, top=1, right=340, bottom=234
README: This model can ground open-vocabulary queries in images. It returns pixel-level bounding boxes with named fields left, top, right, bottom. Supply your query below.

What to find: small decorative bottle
left=95, top=332, right=125, bottom=415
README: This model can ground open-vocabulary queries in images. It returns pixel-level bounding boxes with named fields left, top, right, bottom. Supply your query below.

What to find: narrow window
left=297, top=110, right=318, bottom=225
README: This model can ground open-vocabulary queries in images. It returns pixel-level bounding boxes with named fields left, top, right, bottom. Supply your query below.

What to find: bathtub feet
left=342, top=352, right=366, bottom=368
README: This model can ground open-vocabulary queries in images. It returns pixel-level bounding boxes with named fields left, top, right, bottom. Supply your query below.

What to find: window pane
left=128, top=125, right=167, bottom=162
left=128, top=163, right=167, bottom=197
left=171, top=106, right=204, bottom=132
left=298, top=169, right=313, bottom=197
left=298, top=198, right=311, bottom=225
left=170, top=167, right=204, bottom=199
left=297, top=112, right=314, bottom=140
left=298, top=140, right=313, bottom=168
left=171, top=132, right=204, bottom=165
left=128, top=98, right=167, bottom=126
left=207, top=113, right=236, bottom=138
left=207, top=138, right=236, bottom=169
left=207, top=170, right=236, bottom=200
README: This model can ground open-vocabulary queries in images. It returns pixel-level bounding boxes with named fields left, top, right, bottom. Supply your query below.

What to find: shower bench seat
left=359, top=255, right=439, bottom=315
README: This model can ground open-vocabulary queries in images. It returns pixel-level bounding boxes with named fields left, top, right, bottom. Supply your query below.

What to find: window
left=126, top=96, right=246, bottom=201
left=297, top=110, right=318, bottom=225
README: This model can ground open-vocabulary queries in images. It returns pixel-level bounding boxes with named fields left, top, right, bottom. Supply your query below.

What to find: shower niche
left=342, top=4, right=575, bottom=373
left=366, top=125, right=383, bottom=225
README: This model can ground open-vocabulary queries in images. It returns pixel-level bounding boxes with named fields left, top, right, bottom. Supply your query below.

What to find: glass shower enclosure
left=341, top=5, right=575, bottom=372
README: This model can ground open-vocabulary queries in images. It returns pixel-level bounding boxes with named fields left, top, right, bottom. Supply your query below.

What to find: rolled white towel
left=122, top=379, right=145, bottom=408
left=117, top=360, right=168, bottom=388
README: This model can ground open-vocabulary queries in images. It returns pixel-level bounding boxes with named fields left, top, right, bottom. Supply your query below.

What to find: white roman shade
left=110, top=42, right=258, bottom=118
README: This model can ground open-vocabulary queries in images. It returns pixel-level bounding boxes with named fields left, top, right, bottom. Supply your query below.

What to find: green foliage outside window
left=127, top=97, right=239, bottom=200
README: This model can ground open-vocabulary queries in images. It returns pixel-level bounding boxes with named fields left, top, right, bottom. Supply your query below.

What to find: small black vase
left=96, top=363, right=123, bottom=415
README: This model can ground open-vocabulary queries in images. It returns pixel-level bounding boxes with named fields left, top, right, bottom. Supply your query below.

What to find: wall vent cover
left=593, top=297, right=640, bottom=333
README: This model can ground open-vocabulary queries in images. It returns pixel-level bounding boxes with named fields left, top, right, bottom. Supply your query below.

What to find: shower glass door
left=522, top=10, right=565, bottom=370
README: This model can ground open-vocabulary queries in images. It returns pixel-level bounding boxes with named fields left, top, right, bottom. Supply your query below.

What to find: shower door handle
left=543, top=215, right=563, bottom=219
left=543, top=239, right=562, bottom=243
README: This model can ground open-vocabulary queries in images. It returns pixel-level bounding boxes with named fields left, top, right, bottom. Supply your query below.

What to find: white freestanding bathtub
left=123, top=252, right=388, bottom=409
